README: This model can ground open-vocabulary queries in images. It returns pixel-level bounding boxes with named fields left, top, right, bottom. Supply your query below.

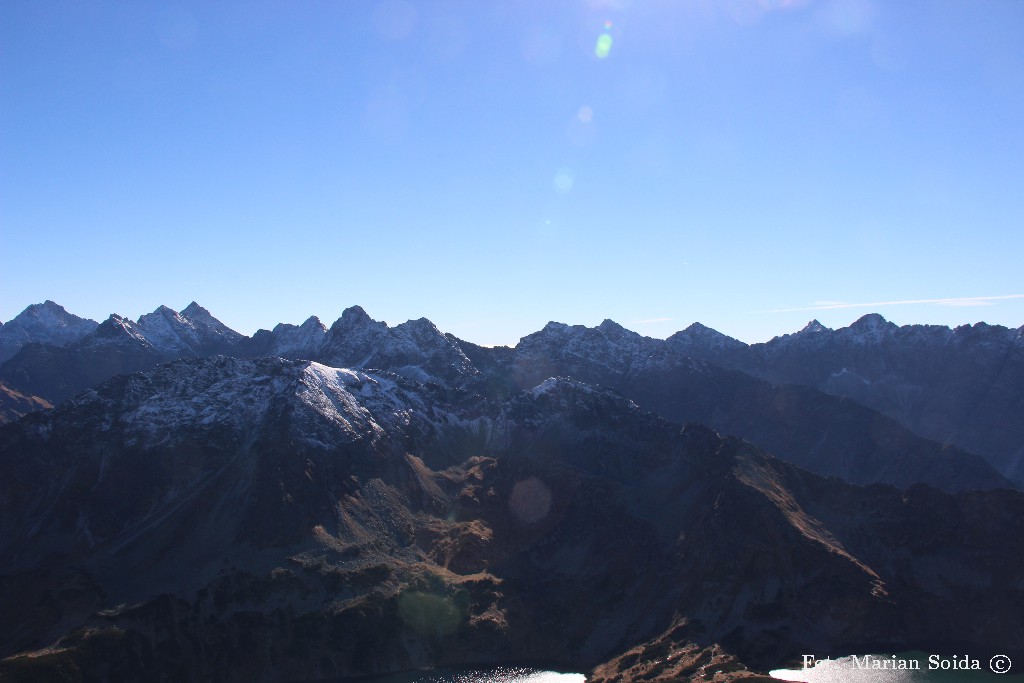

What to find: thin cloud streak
left=631, top=316, right=673, bottom=324
left=766, top=294, right=1024, bottom=314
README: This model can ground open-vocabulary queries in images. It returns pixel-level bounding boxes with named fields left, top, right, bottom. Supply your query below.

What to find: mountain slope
left=467, top=319, right=1011, bottom=492
left=0, top=358, right=1021, bottom=681
left=0, top=381, right=51, bottom=424
left=675, top=314, right=1024, bottom=483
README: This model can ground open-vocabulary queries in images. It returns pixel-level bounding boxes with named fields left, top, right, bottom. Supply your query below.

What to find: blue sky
left=2, top=0, right=1022, bottom=345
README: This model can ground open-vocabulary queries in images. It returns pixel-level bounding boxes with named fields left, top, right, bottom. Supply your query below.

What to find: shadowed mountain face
left=1, top=357, right=1021, bottom=682
left=473, top=320, right=1013, bottom=492
left=0, top=304, right=1015, bottom=493
left=671, top=314, right=1024, bottom=484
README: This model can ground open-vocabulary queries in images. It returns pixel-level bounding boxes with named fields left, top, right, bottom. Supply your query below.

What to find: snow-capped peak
left=0, top=300, right=99, bottom=361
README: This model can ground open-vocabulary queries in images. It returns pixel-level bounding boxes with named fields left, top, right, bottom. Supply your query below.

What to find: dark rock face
left=460, top=321, right=1012, bottom=493
left=244, top=315, right=328, bottom=359
left=0, top=300, right=98, bottom=362
left=0, top=358, right=1022, bottom=681
left=675, top=314, right=1024, bottom=485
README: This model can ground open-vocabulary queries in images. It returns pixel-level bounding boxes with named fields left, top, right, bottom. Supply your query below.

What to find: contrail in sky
left=765, top=294, right=1024, bottom=313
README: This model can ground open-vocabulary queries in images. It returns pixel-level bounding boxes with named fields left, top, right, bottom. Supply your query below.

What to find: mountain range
left=0, top=300, right=1022, bottom=681
left=1, top=301, right=1020, bottom=491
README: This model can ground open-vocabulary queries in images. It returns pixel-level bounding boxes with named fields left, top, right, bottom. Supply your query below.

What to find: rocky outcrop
left=0, top=381, right=51, bottom=424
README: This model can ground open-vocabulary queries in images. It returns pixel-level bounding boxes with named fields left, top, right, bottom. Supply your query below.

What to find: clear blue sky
left=2, top=1, right=1022, bottom=345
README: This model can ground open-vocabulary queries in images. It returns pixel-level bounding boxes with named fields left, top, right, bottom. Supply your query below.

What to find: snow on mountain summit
left=57, top=356, right=444, bottom=452
left=319, top=308, right=477, bottom=387
left=135, top=303, right=245, bottom=356
left=0, top=300, right=99, bottom=362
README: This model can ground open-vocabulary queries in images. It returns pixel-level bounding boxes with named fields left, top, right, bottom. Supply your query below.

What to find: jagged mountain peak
left=299, top=315, right=324, bottom=329
left=851, top=312, right=889, bottom=329
left=538, top=321, right=572, bottom=335
left=800, top=319, right=831, bottom=334
left=317, top=307, right=475, bottom=388
left=395, top=316, right=441, bottom=335
left=0, top=300, right=99, bottom=361
left=847, top=312, right=897, bottom=336
left=327, top=305, right=388, bottom=337
left=269, top=316, right=325, bottom=335
left=842, top=313, right=898, bottom=344
left=761, top=319, right=832, bottom=349
left=91, top=314, right=151, bottom=346
left=181, top=301, right=213, bottom=320
left=668, top=322, right=747, bottom=352
left=25, top=300, right=66, bottom=315
left=133, top=303, right=243, bottom=356
left=526, top=319, right=638, bottom=345
left=339, top=304, right=371, bottom=323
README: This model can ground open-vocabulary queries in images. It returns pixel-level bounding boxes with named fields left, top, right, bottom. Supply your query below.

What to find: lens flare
left=595, top=33, right=613, bottom=59
left=509, top=477, right=552, bottom=523
left=553, top=168, right=574, bottom=194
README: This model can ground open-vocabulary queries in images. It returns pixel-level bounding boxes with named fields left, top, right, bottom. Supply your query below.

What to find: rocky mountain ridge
left=1, top=302, right=1018, bottom=492
left=673, top=313, right=1024, bottom=483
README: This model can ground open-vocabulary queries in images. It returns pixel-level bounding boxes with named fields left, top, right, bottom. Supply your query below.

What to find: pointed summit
left=850, top=313, right=889, bottom=331
left=341, top=305, right=371, bottom=323
left=541, top=321, right=569, bottom=334
left=136, top=303, right=243, bottom=356
left=800, top=319, right=831, bottom=335
left=299, top=315, right=325, bottom=330
left=0, top=301, right=99, bottom=362
left=178, top=302, right=242, bottom=339
left=668, top=322, right=746, bottom=353
left=151, top=304, right=178, bottom=317
left=598, top=319, right=629, bottom=335
left=845, top=313, right=896, bottom=344
left=328, top=305, right=386, bottom=339
left=182, top=301, right=214, bottom=321
left=92, top=314, right=151, bottom=346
